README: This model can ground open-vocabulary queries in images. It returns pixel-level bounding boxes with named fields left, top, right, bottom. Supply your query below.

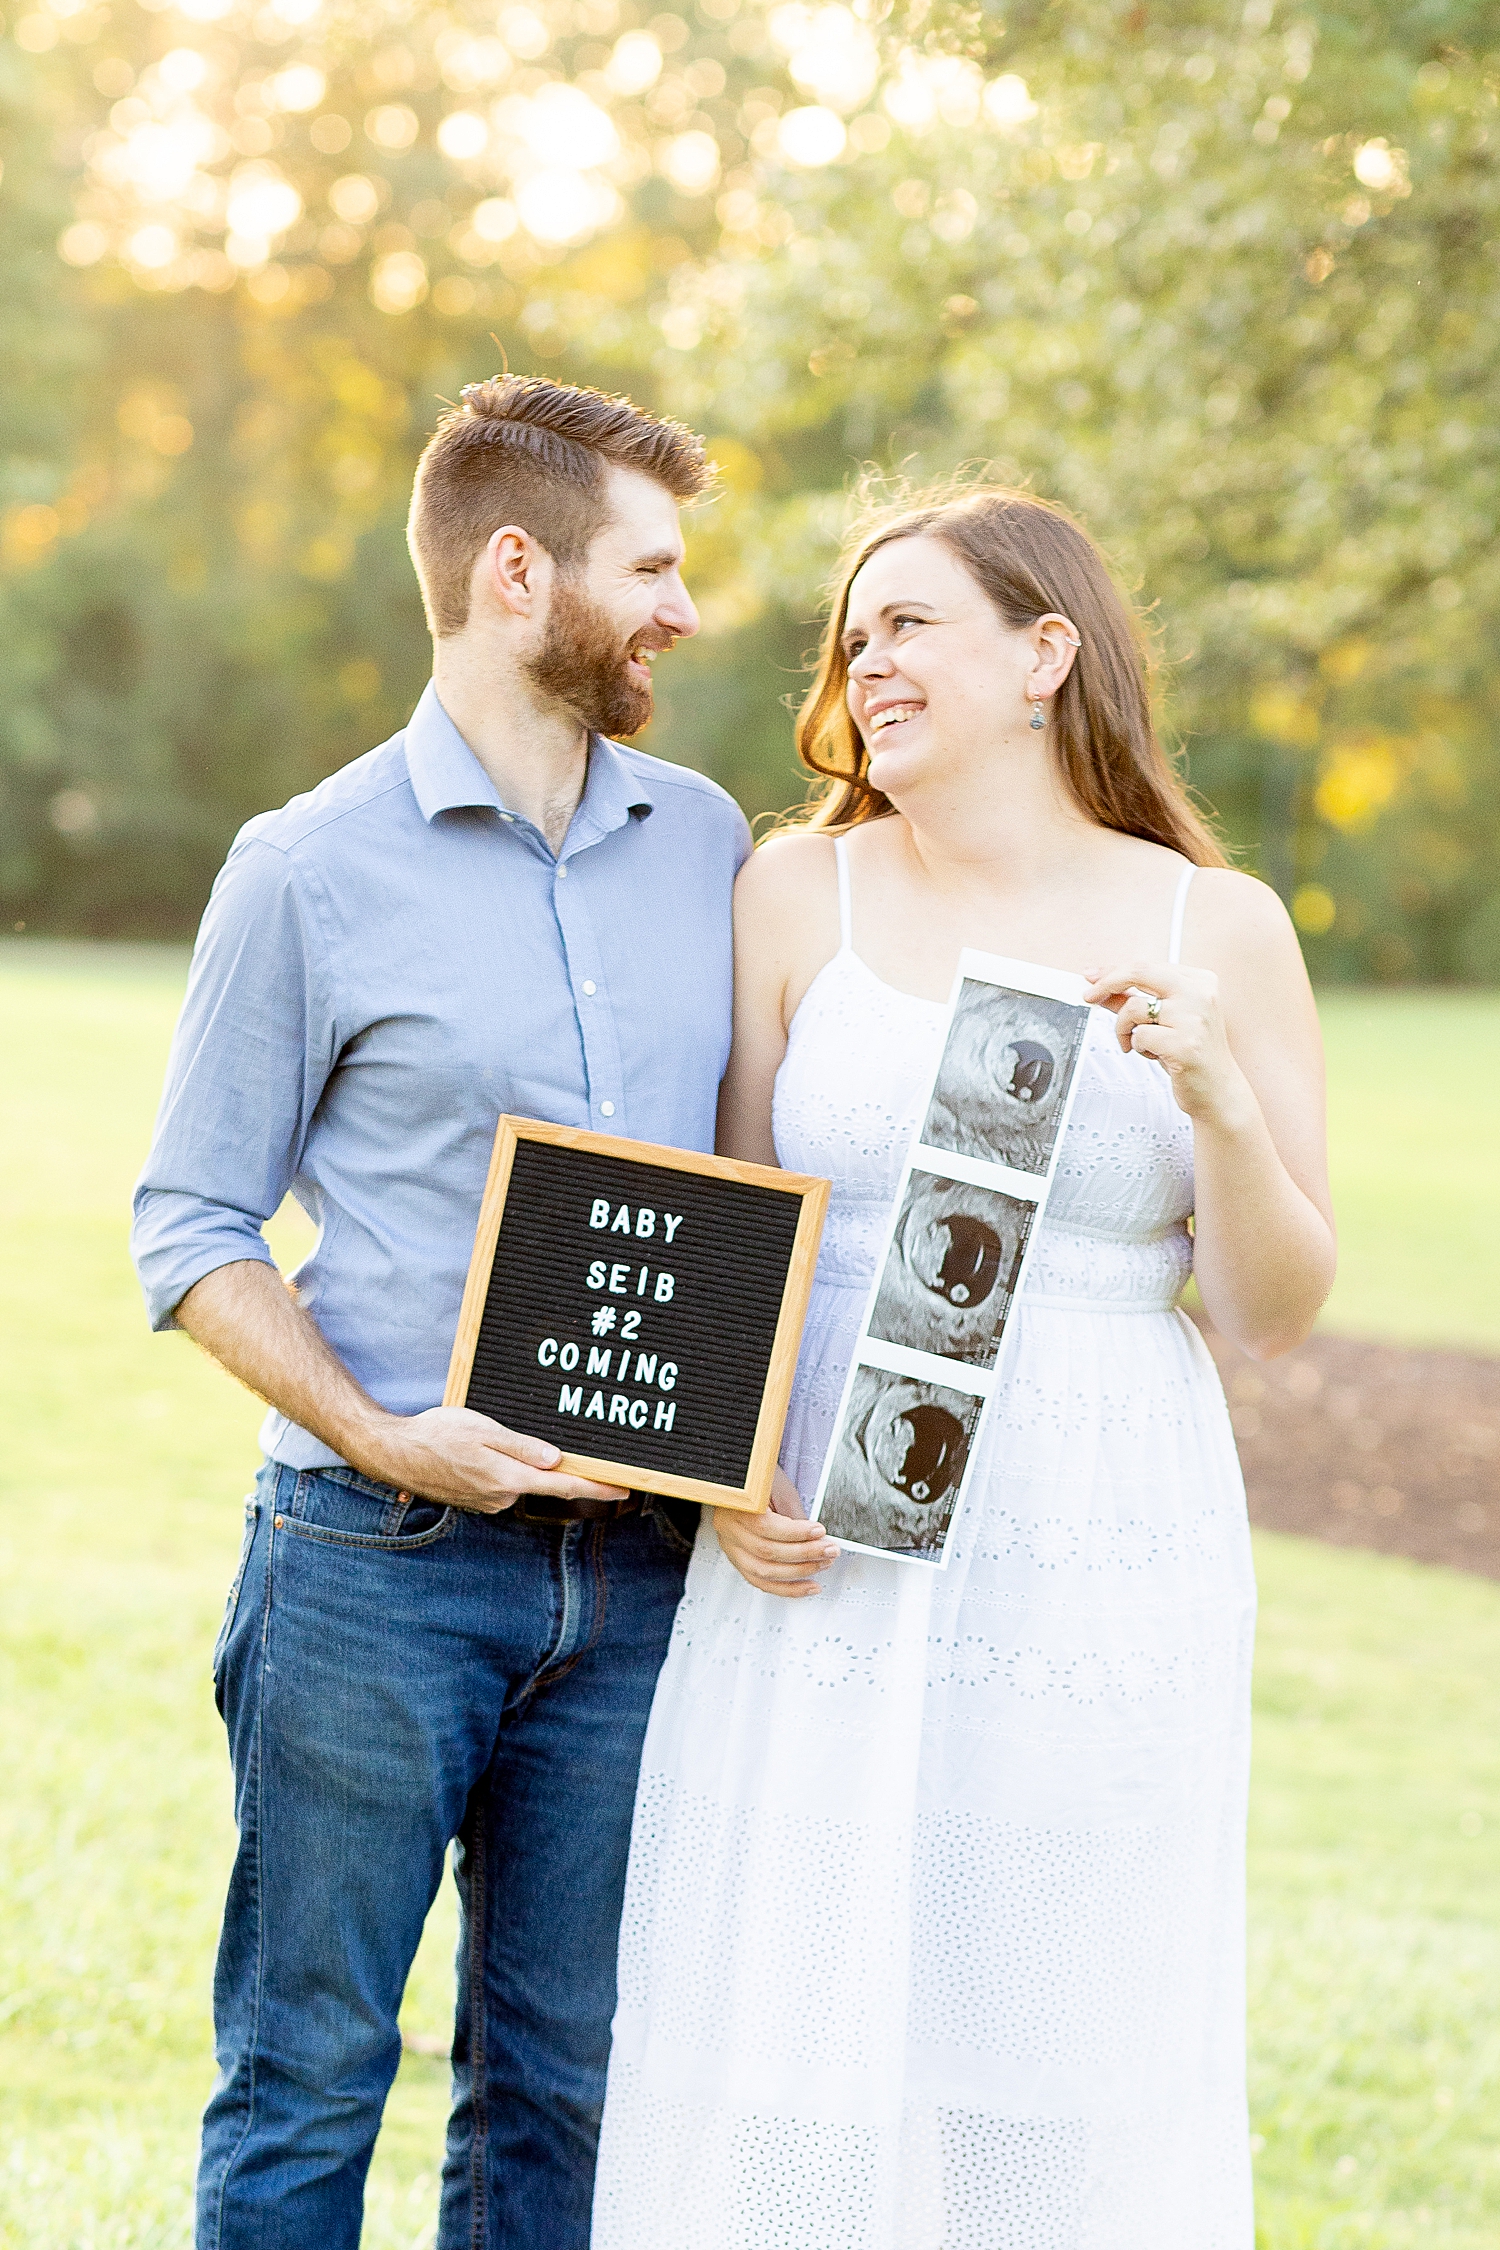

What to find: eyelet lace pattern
left=594, top=949, right=1256, bottom=2250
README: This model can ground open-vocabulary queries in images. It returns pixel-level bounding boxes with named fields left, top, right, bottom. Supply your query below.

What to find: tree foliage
left=1, top=0, right=1497, bottom=977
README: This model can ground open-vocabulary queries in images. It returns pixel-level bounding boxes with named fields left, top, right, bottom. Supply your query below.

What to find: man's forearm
left=172, top=1259, right=625, bottom=1509
left=174, top=1260, right=395, bottom=1472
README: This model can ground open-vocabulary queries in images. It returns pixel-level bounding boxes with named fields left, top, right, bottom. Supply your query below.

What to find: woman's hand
left=714, top=1466, right=840, bottom=1598
left=1085, top=874, right=1336, bottom=1361
left=1082, top=961, right=1255, bottom=1133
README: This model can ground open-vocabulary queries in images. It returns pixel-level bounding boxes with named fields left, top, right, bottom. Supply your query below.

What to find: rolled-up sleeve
left=131, top=835, right=336, bottom=1330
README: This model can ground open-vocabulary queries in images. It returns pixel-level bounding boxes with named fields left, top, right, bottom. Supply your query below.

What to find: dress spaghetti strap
left=833, top=834, right=853, bottom=953
left=1168, top=862, right=1195, bottom=965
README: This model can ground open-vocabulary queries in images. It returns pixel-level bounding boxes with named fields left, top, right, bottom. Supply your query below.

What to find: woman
left=591, top=487, right=1334, bottom=2248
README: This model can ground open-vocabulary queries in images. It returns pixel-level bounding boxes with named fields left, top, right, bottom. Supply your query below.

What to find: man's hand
left=358, top=1404, right=626, bottom=1513
left=174, top=1260, right=624, bottom=1510
left=713, top=1466, right=839, bottom=1597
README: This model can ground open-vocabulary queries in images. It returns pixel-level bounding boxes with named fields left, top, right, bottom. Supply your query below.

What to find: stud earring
left=1029, top=696, right=1045, bottom=731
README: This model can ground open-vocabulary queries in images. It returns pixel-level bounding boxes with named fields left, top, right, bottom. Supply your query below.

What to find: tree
left=2, top=0, right=1496, bottom=975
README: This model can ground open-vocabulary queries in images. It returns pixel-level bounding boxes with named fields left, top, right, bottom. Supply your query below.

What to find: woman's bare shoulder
left=1187, top=866, right=1300, bottom=953
left=734, top=829, right=838, bottom=915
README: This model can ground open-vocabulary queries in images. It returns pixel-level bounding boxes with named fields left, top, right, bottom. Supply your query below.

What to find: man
left=131, top=376, right=750, bottom=2249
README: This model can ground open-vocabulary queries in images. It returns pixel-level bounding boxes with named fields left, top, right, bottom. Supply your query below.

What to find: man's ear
left=481, top=524, right=549, bottom=621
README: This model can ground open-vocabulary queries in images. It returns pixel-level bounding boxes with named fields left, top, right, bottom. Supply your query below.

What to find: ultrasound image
left=921, top=981, right=1089, bottom=1177
left=866, top=1171, right=1035, bottom=1368
left=818, top=1365, right=983, bottom=1558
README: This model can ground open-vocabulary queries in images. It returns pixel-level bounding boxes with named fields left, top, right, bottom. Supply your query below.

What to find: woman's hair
left=792, top=481, right=1227, bottom=867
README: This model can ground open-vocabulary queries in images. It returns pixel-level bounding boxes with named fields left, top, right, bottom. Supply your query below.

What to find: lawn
left=2, top=941, right=1497, bottom=2249
left=1317, top=991, right=1500, bottom=1353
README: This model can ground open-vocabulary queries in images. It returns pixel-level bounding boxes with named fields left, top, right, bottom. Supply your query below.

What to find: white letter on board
left=608, top=1263, right=630, bottom=1295
left=635, top=1209, right=656, bottom=1238
left=586, top=1260, right=607, bottom=1291
left=557, top=1385, right=582, bottom=1415
left=663, top=1213, right=683, bottom=1243
left=653, top=1400, right=676, bottom=1431
left=537, top=1338, right=558, bottom=1367
left=608, top=1393, right=629, bottom=1424
left=587, top=1346, right=612, bottom=1377
left=559, top=1341, right=579, bottom=1371
left=654, top=1272, right=674, bottom=1303
left=629, top=1397, right=648, bottom=1428
left=590, top=1200, right=611, bottom=1230
left=658, top=1361, right=677, bottom=1391
left=611, top=1205, right=632, bottom=1234
left=634, top=1353, right=657, bottom=1386
left=585, top=1390, right=606, bottom=1420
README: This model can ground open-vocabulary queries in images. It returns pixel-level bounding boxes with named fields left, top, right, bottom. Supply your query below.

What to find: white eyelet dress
left=592, top=844, right=1255, bottom=2250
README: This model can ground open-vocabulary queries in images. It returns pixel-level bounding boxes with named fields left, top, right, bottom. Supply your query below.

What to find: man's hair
left=407, top=374, right=712, bottom=637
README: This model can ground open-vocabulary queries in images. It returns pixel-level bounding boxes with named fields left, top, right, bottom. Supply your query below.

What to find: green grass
left=0, top=944, right=455, bottom=2250
left=2, top=940, right=1497, bottom=2248
left=1317, top=991, right=1500, bottom=1352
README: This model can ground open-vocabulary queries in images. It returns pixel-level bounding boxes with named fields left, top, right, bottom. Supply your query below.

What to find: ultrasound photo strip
left=812, top=950, right=1097, bottom=1568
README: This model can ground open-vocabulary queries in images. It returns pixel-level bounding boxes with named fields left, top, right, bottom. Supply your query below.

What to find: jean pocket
left=277, top=1472, right=458, bottom=1551
left=212, top=1497, right=260, bottom=1679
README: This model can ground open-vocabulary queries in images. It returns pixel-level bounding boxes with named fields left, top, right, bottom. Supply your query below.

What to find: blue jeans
left=197, top=1461, right=693, bottom=2250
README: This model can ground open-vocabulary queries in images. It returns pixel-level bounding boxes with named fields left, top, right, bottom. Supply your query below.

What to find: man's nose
left=660, top=573, right=700, bottom=640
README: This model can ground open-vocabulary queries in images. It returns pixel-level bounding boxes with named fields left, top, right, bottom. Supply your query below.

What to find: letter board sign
left=445, top=1118, right=830, bottom=1512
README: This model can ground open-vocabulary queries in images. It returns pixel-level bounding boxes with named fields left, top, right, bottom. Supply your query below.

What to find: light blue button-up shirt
left=132, top=681, right=751, bottom=1468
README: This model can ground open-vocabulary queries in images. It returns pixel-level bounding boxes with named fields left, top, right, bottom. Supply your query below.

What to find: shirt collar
left=403, top=678, right=654, bottom=846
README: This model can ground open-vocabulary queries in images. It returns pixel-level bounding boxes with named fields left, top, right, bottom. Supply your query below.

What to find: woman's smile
left=864, top=696, right=926, bottom=736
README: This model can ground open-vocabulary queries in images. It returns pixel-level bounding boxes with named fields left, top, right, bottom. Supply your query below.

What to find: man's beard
left=525, top=574, right=656, bottom=738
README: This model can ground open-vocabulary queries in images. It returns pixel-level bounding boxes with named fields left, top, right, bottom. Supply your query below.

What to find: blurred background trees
left=1, top=0, right=1497, bottom=977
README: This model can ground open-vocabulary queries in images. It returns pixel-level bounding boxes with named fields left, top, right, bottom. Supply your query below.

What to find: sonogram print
left=866, top=1171, right=1035, bottom=1368
left=819, top=1365, right=983, bottom=1557
left=921, top=981, right=1090, bottom=1176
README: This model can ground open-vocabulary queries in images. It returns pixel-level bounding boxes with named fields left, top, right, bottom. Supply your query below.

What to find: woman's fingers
left=714, top=1504, right=839, bottom=1597
left=1084, top=964, right=1178, bottom=1052
left=1126, top=1022, right=1181, bottom=1064
left=1083, top=960, right=1180, bottom=1007
left=739, top=1533, right=838, bottom=1574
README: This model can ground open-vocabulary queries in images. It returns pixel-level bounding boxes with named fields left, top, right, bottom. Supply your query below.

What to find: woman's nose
left=850, top=645, right=892, bottom=682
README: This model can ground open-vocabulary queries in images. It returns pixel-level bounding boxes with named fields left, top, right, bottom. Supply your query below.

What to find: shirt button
left=499, top=812, right=515, bottom=823
left=557, top=863, right=568, bottom=878
left=582, top=980, right=596, bottom=996
left=600, top=1101, right=615, bottom=1117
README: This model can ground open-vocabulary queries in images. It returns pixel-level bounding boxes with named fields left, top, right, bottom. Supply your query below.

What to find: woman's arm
left=714, top=833, right=843, bottom=1591
left=1085, top=871, right=1336, bottom=1360
left=715, top=833, right=840, bottom=1163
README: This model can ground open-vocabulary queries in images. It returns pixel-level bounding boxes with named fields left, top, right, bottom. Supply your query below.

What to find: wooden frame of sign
left=444, top=1117, right=830, bottom=1513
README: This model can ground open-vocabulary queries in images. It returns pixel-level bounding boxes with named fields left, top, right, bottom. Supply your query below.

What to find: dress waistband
left=813, top=1274, right=1182, bottom=1316
left=1018, top=1293, right=1183, bottom=1316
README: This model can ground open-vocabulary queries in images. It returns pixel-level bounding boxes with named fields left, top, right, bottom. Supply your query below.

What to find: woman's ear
left=1027, top=613, right=1082, bottom=698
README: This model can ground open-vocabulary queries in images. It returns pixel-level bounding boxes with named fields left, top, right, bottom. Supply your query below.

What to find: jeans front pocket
left=278, top=1468, right=458, bottom=1551
left=213, top=1496, right=260, bottom=1680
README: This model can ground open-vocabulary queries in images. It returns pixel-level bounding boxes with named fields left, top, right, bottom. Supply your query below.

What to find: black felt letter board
left=462, top=1140, right=805, bottom=1489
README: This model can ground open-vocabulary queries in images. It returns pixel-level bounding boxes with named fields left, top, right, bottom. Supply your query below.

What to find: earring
left=1029, top=696, right=1045, bottom=730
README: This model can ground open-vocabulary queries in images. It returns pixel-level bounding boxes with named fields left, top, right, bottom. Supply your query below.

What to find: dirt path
left=1196, top=1317, right=1500, bottom=1579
